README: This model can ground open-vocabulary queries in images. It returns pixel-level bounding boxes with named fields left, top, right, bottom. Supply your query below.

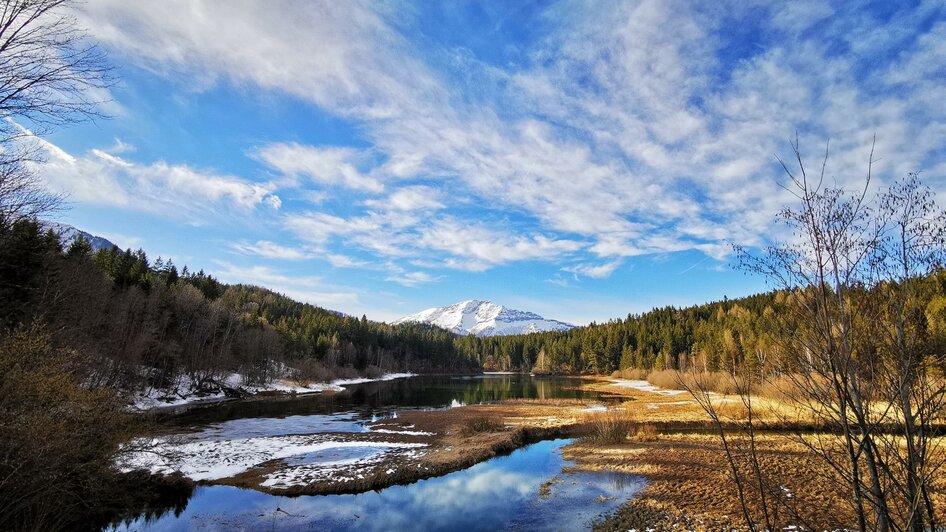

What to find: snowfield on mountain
left=394, top=300, right=573, bottom=337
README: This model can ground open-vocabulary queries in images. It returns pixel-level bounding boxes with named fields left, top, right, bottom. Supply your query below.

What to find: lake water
left=114, top=439, right=644, bottom=531
left=114, top=375, right=640, bottom=531
left=157, top=374, right=608, bottom=440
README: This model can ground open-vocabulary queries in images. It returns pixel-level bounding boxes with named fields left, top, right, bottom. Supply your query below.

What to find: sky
left=27, top=0, right=946, bottom=324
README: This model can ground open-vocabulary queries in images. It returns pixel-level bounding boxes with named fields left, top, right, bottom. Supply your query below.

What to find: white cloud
left=365, top=185, right=443, bottom=211
left=28, top=135, right=280, bottom=221
left=73, top=1, right=946, bottom=271
left=563, top=260, right=623, bottom=279
left=325, top=253, right=370, bottom=269
left=385, top=270, right=441, bottom=287
left=213, top=262, right=360, bottom=308
left=771, top=1, right=834, bottom=33
left=418, top=218, right=585, bottom=267
left=74, top=1, right=447, bottom=120
left=231, top=240, right=312, bottom=260
left=255, top=143, right=384, bottom=193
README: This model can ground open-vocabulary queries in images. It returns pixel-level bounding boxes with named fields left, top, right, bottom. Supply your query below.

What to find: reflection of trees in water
left=101, top=473, right=194, bottom=531
left=459, top=376, right=597, bottom=404
left=603, top=471, right=634, bottom=491
left=158, top=376, right=603, bottom=430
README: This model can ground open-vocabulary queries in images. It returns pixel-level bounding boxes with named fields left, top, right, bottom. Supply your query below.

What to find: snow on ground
left=581, top=404, right=608, bottom=412
left=262, top=446, right=428, bottom=488
left=130, top=372, right=417, bottom=410
left=370, top=428, right=435, bottom=436
left=122, top=434, right=427, bottom=483
left=609, top=379, right=689, bottom=396
left=330, top=372, right=416, bottom=386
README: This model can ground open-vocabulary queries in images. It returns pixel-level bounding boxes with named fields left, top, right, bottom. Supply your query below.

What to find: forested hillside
left=456, top=276, right=946, bottom=375
left=0, top=219, right=477, bottom=396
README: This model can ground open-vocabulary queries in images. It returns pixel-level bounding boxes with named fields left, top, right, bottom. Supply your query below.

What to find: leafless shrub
left=290, top=358, right=338, bottom=385
left=582, top=410, right=635, bottom=444
left=364, top=364, right=383, bottom=379
left=457, top=415, right=505, bottom=436
left=634, top=423, right=659, bottom=442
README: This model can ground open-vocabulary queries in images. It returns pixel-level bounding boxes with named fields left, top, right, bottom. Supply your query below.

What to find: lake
left=155, top=374, right=608, bottom=440
left=113, top=375, right=641, bottom=531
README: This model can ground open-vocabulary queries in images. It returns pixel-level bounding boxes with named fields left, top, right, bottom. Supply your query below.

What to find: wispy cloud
left=231, top=240, right=313, bottom=260
left=385, top=270, right=442, bottom=287
left=67, top=0, right=946, bottom=283
left=364, top=185, right=444, bottom=211
left=28, top=133, right=281, bottom=222
left=255, top=143, right=384, bottom=193
left=563, top=260, right=623, bottom=279
left=213, top=262, right=360, bottom=308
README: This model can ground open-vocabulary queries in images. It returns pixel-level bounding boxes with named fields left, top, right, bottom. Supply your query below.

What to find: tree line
left=1, top=221, right=478, bottom=395
left=455, top=276, right=946, bottom=379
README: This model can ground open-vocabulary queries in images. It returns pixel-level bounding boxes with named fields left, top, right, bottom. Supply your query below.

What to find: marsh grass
left=633, top=423, right=659, bottom=442
left=611, top=368, right=648, bottom=380
left=582, top=410, right=636, bottom=444
left=456, top=415, right=506, bottom=436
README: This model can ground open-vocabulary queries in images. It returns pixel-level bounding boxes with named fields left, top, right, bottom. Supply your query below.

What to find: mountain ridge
left=394, top=299, right=574, bottom=337
left=42, top=221, right=117, bottom=252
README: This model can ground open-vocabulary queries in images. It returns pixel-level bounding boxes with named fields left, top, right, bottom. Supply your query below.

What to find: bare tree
left=734, top=135, right=946, bottom=531
left=0, top=0, right=111, bottom=224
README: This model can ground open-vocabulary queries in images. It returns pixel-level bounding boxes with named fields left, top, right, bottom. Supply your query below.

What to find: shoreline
left=125, top=375, right=946, bottom=530
left=128, top=399, right=593, bottom=496
left=129, top=371, right=425, bottom=412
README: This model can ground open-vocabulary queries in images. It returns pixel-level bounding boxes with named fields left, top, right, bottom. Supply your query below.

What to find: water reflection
left=115, top=439, right=644, bottom=532
left=157, top=375, right=603, bottom=440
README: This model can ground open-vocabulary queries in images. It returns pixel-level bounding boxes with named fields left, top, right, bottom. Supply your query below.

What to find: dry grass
left=647, top=369, right=747, bottom=395
left=612, top=368, right=649, bottom=380
left=573, top=432, right=946, bottom=531
left=572, top=433, right=850, bottom=531
left=634, top=423, right=659, bottom=442
left=456, top=415, right=506, bottom=436
left=583, top=410, right=636, bottom=444
left=609, top=368, right=820, bottom=402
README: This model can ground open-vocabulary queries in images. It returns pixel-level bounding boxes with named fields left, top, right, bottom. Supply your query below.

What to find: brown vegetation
left=0, top=327, right=192, bottom=530
left=457, top=414, right=507, bottom=436
left=582, top=410, right=636, bottom=444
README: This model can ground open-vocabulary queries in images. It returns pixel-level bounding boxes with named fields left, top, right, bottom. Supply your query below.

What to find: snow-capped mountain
left=394, top=300, right=574, bottom=337
left=43, top=222, right=117, bottom=252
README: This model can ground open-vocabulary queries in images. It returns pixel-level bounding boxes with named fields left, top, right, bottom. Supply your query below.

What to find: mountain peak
left=394, top=300, right=573, bottom=337
left=42, top=221, right=117, bottom=252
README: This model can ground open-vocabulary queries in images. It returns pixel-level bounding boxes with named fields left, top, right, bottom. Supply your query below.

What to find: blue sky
left=29, top=0, right=946, bottom=324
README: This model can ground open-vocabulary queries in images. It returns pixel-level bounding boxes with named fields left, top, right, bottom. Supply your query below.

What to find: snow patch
left=122, top=434, right=427, bottom=483
left=395, top=300, right=573, bottom=337
left=609, top=379, right=688, bottom=396
left=371, top=429, right=435, bottom=436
